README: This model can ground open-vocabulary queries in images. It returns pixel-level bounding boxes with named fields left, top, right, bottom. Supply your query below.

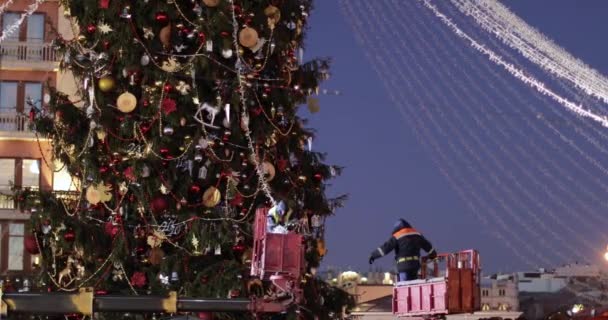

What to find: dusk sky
left=302, top=1, right=608, bottom=273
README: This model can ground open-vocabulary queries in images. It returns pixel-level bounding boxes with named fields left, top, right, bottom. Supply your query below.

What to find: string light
left=400, top=0, right=608, bottom=233
left=229, top=0, right=277, bottom=207
left=341, top=0, right=552, bottom=266
left=0, top=0, right=15, bottom=15
left=0, top=0, right=46, bottom=44
left=450, top=0, right=608, bottom=107
left=420, top=0, right=608, bottom=128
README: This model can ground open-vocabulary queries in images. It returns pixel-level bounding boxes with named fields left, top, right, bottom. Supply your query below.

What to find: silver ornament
left=163, top=126, right=174, bottom=135
left=221, top=48, right=233, bottom=59
left=141, top=54, right=150, bottom=66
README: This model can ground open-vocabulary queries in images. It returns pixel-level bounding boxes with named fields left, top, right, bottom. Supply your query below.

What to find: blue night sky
left=301, top=1, right=608, bottom=274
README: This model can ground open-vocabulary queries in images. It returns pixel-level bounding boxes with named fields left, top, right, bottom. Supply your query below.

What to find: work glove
left=368, top=256, right=375, bottom=265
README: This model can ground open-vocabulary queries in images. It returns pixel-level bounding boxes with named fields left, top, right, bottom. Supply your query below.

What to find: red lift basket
left=250, top=207, right=304, bottom=280
left=393, top=249, right=481, bottom=317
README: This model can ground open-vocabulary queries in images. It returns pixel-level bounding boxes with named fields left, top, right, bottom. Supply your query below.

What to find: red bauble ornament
left=151, top=196, right=170, bottom=215
left=64, top=230, right=76, bottom=242
left=95, top=290, right=108, bottom=295
left=130, top=271, right=147, bottom=288
left=314, top=173, right=323, bottom=181
left=197, top=312, right=213, bottom=320
left=104, top=221, right=119, bottom=238
left=232, top=244, right=245, bottom=253
left=155, top=12, right=169, bottom=24
left=86, top=24, right=97, bottom=34
left=29, top=108, right=36, bottom=122
left=189, top=184, right=201, bottom=194
left=99, top=0, right=110, bottom=8
left=24, top=235, right=39, bottom=254
left=99, top=166, right=109, bottom=174
left=163, top=82, right=173, bottom=92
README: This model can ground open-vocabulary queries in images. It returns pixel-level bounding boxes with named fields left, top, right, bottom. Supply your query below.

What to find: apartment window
left=0, top=81, right=18, bottom=112
left=481, top=289, right=489, bottom=297
left=22, top=159, right=40, bottom=189
left=498, top=289, right=506, bottom=296
left=498, top=303, right=510, bottom=311
left=8, top=223, right=25, bottom=271
left=26, top=13, right=44, bottom=42
left=1, top=12, right=45, bottom=41
left=24, top=82, right=42, bottom=109
left=0, top=81, right=43, bottom=113
left=481, top=304, right=491, bottom=311
left=1, top=13, right=20, bottom=41
left=0, top=159, right=15, bottom=209
left=53, top=160, right=79, bottom=191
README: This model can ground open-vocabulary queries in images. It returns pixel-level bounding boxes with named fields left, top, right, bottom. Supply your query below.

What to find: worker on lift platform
left=368, top=219, right=437, bottom=282
left=267, top=200, right=292, bottom=234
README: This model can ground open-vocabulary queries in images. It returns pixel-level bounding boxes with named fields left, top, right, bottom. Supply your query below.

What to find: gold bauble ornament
left=116, top=92, right=137, bottom=113
left=159, top=25, right=171, bottom=47
left=202, top=186, right=221, bottom=208
left=96, top=129, right=107, bottom=140
left=149, top=247, right=164, bottom=265
left=264, top=5, right=281, bottom=29
left=98, top=76, right=115, bottom=92
left=203, top=0, right=220, bottom=7
left=317, top=239, right=327, bottom=257
left=238, top=27, right=259, bottom=48
left=262, top=161, right=275, bottom=181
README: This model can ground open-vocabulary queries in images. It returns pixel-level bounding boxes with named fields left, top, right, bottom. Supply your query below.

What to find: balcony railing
left=0, top=41, right=57, bottom=63
left=0, top=112, right=29, bottom=133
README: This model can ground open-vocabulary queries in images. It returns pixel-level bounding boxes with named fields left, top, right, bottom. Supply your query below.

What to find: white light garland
left=0, top=0, right=46, bottom=44
left=0, top=0, right=15, bottom=15
left=420, top=0, right=608, bottom=128
left=228, top=0, right=277, bottom=207
left=450, top=0, right=608, bottom=107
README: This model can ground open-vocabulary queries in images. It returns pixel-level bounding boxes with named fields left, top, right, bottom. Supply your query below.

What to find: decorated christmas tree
left=17, top=0, right=352, bottom=318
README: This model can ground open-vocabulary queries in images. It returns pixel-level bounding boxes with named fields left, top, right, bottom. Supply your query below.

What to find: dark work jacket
left=370, top=227, right=436, bottom=271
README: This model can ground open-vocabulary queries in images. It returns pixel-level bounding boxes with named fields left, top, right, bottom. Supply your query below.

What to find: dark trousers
left=397, top=260, right=420, bottom=281
left=398, top=269, right=419, bottom=281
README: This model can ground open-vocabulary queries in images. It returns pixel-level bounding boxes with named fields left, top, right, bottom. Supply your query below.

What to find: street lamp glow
left=604, top=251, right=608, bottom=262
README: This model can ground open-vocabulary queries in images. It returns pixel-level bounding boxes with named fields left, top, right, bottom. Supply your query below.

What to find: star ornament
left=142, top=27, right=154, bottom=39
left=161, top=57, right=180, bottom=72
left=98, top=22, right=113, bottom=34
left=176, top=81, right=191, bottom=95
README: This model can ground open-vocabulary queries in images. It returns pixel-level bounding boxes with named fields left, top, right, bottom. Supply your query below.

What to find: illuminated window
left=53, top=160, right=79, bottom=191
left=482, top=304, right=490, bottom=311
left=499, top=303, right=510, bottom=311
left=0, top=159, right=16, bottom=209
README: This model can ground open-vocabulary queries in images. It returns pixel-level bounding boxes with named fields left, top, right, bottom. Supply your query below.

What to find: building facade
left=516, top=270, right=567, bottom=293
left=554, top=263, right=601, bottom=278
left=1, top=0, right=76, bottom=280
left=480, top=274, right=519, bottom=311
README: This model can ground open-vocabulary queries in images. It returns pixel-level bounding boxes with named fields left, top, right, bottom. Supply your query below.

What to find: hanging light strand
left=0, top=0, right=46, bottom=44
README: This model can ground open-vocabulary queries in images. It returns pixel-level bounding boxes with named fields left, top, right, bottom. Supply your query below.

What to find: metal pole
left=2, top=290, right=283, bottom=315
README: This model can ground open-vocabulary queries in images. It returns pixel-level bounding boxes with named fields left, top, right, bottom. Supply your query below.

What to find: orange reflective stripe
left=393, top=227, right=420, bottom=239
